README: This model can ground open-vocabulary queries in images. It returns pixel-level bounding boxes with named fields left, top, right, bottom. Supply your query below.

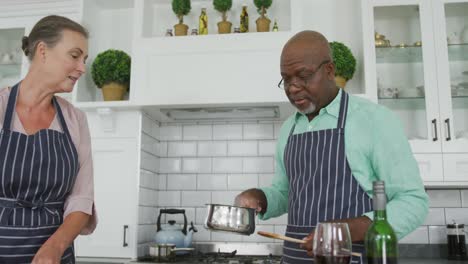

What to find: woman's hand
left=31, top=243, right=63, bottom=264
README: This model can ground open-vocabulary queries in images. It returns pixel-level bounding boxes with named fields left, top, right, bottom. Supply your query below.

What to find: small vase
left=174, top=23, right=188, bottom=36
left=256, top=16, right=271, bottom=32
left=217, top=21, right=232, bottom=34
left=102, top=82, right=127, bottom=101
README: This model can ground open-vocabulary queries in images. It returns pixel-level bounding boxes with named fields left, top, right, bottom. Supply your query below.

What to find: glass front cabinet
left=362, top=0, right=468, bottom=185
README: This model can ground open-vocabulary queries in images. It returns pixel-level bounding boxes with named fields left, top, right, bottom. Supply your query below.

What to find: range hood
left=161, top=106, right=280, bottom=121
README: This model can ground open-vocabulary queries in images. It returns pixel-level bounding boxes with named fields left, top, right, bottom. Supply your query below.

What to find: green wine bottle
left=365, top=181, right=398, bottom=264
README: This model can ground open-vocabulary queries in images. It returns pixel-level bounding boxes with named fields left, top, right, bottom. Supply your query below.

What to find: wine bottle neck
left=374, top=209, right=387, bottom=221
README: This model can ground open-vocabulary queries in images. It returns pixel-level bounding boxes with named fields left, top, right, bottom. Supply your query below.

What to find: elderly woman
left=0, top=15, right=96, bottom=264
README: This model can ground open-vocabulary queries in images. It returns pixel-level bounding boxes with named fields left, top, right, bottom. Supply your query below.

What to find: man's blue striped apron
left=0, top=83, right=79, bottom=263
left=282, top=91, right=372, bottom=264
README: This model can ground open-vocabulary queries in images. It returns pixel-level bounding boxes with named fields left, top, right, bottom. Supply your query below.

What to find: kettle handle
left=157, top=209, right=187, bottom=235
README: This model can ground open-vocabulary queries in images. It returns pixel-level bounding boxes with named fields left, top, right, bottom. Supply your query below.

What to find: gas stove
left=134, top=250, right=281, bottom=264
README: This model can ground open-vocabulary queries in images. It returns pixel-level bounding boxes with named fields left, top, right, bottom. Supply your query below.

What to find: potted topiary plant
left=213, top=0, right=232, bottom=34
left=172, top=0, right=191, bottom=36
left=91, top=49, right=131, bottom=101
left=254, top=0, right=272, bottom=32
left=330, top=41, right=356, bottom=89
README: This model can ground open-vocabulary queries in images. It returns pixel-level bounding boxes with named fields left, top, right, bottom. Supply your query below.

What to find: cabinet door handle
left=123, top=225, right=129, bottom=247
left=432, top=119, right=438, bottom=141
left=445, top=118, right=451, bottom=141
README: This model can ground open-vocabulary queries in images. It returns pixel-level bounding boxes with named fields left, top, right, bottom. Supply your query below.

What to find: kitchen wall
left=137, top=114, right=468, bottom=255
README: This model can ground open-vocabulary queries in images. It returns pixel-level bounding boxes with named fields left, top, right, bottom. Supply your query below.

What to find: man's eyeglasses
left=278, top=60, right=331, bottom=90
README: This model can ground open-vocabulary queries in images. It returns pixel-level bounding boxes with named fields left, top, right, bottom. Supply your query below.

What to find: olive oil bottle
left=199, top=8, right=208, bottom=35
left=240, top=5, right=249, bottom=33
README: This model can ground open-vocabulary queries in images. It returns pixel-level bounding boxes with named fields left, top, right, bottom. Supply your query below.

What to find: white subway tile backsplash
left=242, top=225, right=274, bottom=243
left=243, top=124, right=274, bottom=140
left=141, top=134, right=154, bottom=154
left=213, top=124, right=243, bottom=140
left=158, top=191, right=181, bottom=207
left=142, top=115, right=153, bottom=135
left=158, top=174, right=167, bottom=190
left=160, top=125, right=183, bottom=141
left=259, top=173, right=275, bottom=187
left=259, top=140, right=276, bottom=156
left=273, top=122, right=283, bottom=139
left=427, top=190, right=462, bottom=207
left=399, top=226, right=429, bottom=244
left=198, top=141, right=227, bottom=156
left=137, top=225, right=155, bottom=244
left=228, top=141, right=258, bottom=156
left=167, top=174, right=197, bottom=190
left=139, top=188, right=158, bottom=206
left=193, top=224, right=211, bottom=242
left=445, top=208, right=468, bottom=224
left=197, top=174, right=227, bottom=190
left=155, top=142, right=168, bottom=157
left=213, top=158, right=243, bottom=173
left=140, top=170, right=158, bottom=190
left=181, top=191, right=211, bottom=207
left=148, top=122, right=468, bottom=246
left=141, top=151, right=158, bottom=173
left=211, top=191, right=239, bottom=205
left=183, top=125, right=212, bottom=140
left=138, top=206, right=158, bottom=225
left=428, top=226, right=447, bottom=244
left=227, top=174, right=258, bottom=190
left=211, top=231, right=243, bottom=242
left=423, top=208, right=446, bottom=226
left=183, top=158, right=212, bottom=173
left=196, top=207, right=208, bottom=225
left=243, top=157, right=274, bottom=173
left=159, top=158, right=182, bottom=173
left=168, top=142, right=197, bottom=157
left=152, top=123, right=161, bottom=141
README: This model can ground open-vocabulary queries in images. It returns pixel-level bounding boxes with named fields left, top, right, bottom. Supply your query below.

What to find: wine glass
left=313, top=222, right=352, bottom=264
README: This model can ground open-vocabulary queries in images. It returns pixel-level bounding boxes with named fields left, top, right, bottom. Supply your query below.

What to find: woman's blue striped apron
left=0, top=83, right=79, bottom=263
left=282, top=91, right=372, bottom=264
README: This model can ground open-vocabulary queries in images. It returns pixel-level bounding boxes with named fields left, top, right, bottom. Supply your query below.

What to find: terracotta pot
left=102, top=82, right=127, bottom=101
left=335, top=76, right=347, bottom=89
left=217, top=21, right=232, bottom=34
left=174, top=23, right=188, bottom=36
left=256, top=16, right=271, bottom=32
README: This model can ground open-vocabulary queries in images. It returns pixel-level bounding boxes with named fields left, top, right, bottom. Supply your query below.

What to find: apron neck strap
left=52, top=97, right=72, bottom=138
left=2, top=83, right=20, bottom=131
left=337, top=90, right=349, bottom=129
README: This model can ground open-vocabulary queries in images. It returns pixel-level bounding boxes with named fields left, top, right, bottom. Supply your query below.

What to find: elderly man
left=235, top=30, right=428, bottom=263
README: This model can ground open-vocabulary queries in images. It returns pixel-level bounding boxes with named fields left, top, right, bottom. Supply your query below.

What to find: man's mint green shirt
left=260, top=90, right=429, bottom=239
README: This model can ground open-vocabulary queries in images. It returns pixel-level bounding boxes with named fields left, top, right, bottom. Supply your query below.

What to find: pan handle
left=157, top=209, right=187, bottom=235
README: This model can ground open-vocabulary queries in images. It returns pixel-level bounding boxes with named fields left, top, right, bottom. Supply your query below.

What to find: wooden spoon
left=257, top=231, right=362, bottom=257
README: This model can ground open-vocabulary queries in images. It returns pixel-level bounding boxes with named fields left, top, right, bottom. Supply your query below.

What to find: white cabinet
left=74, top=111, right=142, bottom=259
left=361, top=0, right=468, bottom=185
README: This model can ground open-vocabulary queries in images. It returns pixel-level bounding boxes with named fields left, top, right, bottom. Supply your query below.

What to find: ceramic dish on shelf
left=456, top=88, right=468, bottom=96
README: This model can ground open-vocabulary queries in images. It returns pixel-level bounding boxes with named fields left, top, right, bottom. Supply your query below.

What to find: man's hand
left=300, top=231, right=315, bottom=257
left=234, top=188, right=267, bottom=214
